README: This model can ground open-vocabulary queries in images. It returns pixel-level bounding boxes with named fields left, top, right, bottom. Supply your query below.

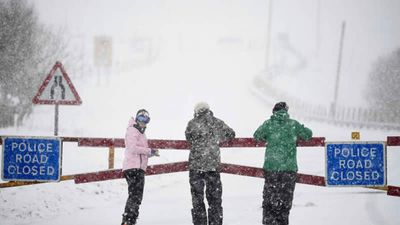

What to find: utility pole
left=331, top=21, right=346, bottom=118
left=315, top=0, right=321, bottom=57
left=265, top=0, right=273, bottom=69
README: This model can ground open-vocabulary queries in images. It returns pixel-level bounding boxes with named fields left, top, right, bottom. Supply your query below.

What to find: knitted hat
left=194, top=102, right=210, bottom=114
left=272, top=102, right=289, bottom=113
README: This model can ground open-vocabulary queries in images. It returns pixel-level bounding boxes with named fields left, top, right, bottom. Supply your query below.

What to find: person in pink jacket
left=121, top=109, right=159, bottom=225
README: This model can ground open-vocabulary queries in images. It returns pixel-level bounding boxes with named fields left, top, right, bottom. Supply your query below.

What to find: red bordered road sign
left=32, top=62, right=82, bottom=105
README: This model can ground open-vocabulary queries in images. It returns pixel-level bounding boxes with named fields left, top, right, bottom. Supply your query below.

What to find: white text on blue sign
left=326, top=143, right=385, bottom=186
left=2, top=137, right=61, bottom=182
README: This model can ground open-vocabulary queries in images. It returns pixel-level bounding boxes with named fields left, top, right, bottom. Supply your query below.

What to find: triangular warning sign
left=32, top=61, right=82, bottom=105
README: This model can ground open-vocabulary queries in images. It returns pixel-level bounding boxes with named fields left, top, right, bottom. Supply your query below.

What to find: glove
left=150, top=149, right=160, bottom=157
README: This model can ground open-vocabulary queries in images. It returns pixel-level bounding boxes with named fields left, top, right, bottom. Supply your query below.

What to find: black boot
left=208, top=207, right=223, bottom=225
left=192, top=208, right=207, bottom=225
left=121, top=213, right=136, bottom=225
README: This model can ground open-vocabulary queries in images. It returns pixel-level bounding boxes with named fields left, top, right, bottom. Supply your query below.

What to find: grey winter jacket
left=185, top=109, right=235, bottom=171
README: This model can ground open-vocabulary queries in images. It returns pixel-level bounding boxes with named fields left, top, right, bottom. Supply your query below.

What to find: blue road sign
left=326, top=142, right=386, bottom=186
left=2, top=137, right=62, bottom=182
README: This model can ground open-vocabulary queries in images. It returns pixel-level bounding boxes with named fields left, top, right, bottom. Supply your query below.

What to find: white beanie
left=194, top=102, right=210, bottom=114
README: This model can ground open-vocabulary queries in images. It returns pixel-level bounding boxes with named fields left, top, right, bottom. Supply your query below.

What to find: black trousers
left=189, top=170, right=223, bottom=225
left=121, top=169, right=145, bottom=225
left=262, top=171, right=297, bottom=225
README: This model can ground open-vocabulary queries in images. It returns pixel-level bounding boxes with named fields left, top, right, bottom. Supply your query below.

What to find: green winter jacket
left=253, top=110, right=312, bottom=172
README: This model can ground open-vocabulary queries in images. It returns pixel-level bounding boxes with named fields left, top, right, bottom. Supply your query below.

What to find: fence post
left=108, top=146, right=115, bottom=169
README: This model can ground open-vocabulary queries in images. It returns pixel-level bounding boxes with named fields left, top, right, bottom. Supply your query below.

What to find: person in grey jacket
left=185, top=102, right=236, bottom=225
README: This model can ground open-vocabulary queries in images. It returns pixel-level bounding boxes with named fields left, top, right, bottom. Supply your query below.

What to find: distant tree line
left=365, top=48, right=400, bottom=114
left=0, top=0, right=76, bottom=128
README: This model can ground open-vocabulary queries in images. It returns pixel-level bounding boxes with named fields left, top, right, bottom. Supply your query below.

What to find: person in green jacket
left=253, top=102, right=312, bottom=225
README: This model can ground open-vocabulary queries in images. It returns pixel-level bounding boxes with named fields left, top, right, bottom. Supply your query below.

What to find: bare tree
left=365, top=48, right=400, bottom=115
left=0, top=0, right=78, bottom=128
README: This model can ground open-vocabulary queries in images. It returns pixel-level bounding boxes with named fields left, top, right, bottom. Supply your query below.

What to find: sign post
left=326, top=142, right=386, bottom=186
left=32, top=62, right=82, bottom=136
left=1, top=137, right=62, bottom=182
left=55, top=104, right=59, bottom=136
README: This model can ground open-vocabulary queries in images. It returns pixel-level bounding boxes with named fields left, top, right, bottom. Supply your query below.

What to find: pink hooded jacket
left=122, top=117, right=152, bottom=171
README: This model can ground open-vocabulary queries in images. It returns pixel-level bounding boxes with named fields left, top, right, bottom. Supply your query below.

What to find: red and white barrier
left=1, top=136, right=399, bottom=197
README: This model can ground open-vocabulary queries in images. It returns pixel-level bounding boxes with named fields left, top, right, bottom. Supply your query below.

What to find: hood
left=194, top=108, right=213, bottom=118
left=270, top=110, right=290, bottom=122
left=128, top=117, right=136, bottom=127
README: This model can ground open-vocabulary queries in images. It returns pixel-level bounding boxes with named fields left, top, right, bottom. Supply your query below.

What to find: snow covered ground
left=1, top=52, right=399, bottom=224
left=1, top=0, right=400, bottom=224
left=1, top=119, right=400, bottom=225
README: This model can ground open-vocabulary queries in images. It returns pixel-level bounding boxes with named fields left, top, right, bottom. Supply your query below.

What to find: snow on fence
left=251, top=76, right=400, bottom=130
left=0, top=136, right=399, bottom=197
left=290, top=101, right=400, bottom=130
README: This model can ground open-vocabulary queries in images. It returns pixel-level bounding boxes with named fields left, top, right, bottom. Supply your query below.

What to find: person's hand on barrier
left=150, top=149, right=160, bottom=157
